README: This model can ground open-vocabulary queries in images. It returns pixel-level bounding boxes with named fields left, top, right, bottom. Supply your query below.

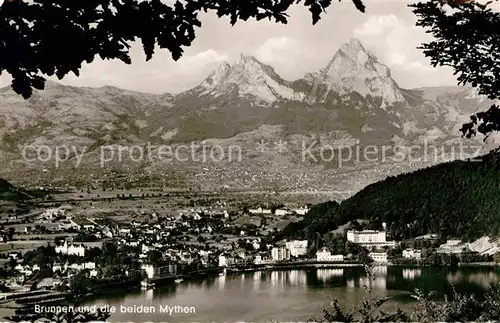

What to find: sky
left=1, top=0, right=498, bottom=94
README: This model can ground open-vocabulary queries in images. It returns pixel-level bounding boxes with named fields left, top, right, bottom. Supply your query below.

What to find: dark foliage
left=313, top=264, right=500, bottom=322
left=0, top=0, right=365, bottom=99
left=411, top=0, right=500, bottom=140
left=0, top=178, right=32, bottom=201
left=7, top=306, right=111, bottom=323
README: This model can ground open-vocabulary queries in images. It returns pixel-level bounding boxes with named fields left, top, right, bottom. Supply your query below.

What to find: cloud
left=354, top=14, right=420, bottom=67
left=253, top=36, right=317, bottom=80
left=353, top=14, right=457, bottom=87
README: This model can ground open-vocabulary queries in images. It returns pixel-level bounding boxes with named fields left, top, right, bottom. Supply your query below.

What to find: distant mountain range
left=293, top=149, right=500, bottom=242
left=0, top=38, right=498, bottom=195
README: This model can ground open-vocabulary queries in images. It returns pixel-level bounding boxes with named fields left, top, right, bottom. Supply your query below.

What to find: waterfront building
left=436, top=239, right=464, bottom=254
left=347, top=230, right=396, bottom=248
left=275, top=209, right=292, bottom=216
left=249, top=207, right=272, bottom=215
left=368, top=252, right=388, bottom=263
left=294, top=207, right=309, bottom=215
left=55, top=241, right=85, bottom=257
left=141, top=264, right=155, bottom=279
left=316, top=248, right=344, bottom=262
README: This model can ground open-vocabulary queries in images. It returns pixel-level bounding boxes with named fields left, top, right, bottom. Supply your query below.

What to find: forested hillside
left=0, top=178, right=33, bottom=201
left=289, top=150, right=500, bottom=242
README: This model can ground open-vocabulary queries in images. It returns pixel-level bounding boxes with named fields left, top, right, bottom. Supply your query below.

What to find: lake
left=88, top=266, right=500, bottom=322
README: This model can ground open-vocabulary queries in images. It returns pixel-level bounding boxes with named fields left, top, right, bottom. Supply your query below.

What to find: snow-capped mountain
left=304, top=38, right=406, bottom=105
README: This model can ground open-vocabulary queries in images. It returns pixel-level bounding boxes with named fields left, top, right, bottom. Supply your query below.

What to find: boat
left=174, top=278, right=183, bottom=284
left=141, top=280, right=155, bottom=289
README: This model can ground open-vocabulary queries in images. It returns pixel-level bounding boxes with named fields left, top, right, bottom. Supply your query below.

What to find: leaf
left=30, top=75, right=46, bottom=90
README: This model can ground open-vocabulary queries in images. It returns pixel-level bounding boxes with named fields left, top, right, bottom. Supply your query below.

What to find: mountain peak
left=341, top=38, right=364, bottom=52
left=195, top=54, right=303, bottom=103
left=306, top=38, right=405, bottom=104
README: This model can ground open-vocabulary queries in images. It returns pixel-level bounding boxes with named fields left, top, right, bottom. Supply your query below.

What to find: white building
left=271, top=247, right=291, bottom=261
left=402, top=248, right=422, bottom=259
left=248, top=238, right=261, bottom=250
left=275, top=209, right=292, bottom=216
left=57, top=220, right=75, bottom=231
left=369, top=252, right=388, bottom=263
left=316, top=248, right=344, bottom=262
left=141, top=264, right=155, bottom=279
left=347, top=230, right=396, bottom=248
left=285, top=240, right=308, bottom=257
left=55, top=241, right=85, bottom=257
left=218, top=254, right=230, bottom=267
left=52, top=263, right=63, bottom=272
left=249, top=208, right=272, bottom=215
left=84, top=262, right=96, bottom=270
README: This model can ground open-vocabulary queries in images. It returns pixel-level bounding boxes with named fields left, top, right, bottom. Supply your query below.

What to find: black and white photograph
left=1, top=0, right=500, bottom=321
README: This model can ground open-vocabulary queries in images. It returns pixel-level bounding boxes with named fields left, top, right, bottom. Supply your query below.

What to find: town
left=0, top=191, right=498, bottom=317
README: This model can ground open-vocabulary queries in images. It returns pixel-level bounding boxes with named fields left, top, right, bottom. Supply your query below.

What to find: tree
left=493, top=252, right=500, bottom=263
left=312, top=263, right=409, bottom=322
left=6, top=228, right=15, bottom=241
left=410, top=0, right=500, bottom=141
left=1, top=0, right=365, bottom=99
left=147, top=249, right=163, bottom=264
left=7, top=306, right=110, bottom=323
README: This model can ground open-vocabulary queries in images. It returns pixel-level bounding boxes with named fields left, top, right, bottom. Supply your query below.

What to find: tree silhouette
left=0, top=0, right=365, bottom=99
left=410, top=0, right=500, bottom=141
